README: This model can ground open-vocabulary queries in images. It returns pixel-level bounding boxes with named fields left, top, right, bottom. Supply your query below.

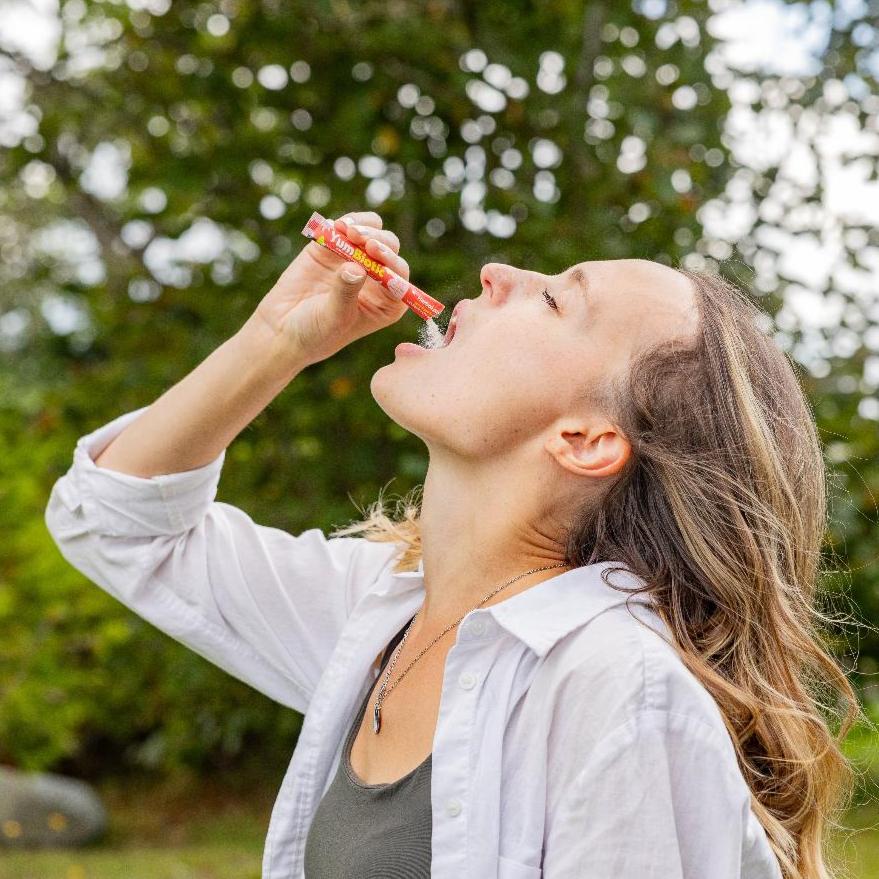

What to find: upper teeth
left=445, top=317, right=458, bottom=344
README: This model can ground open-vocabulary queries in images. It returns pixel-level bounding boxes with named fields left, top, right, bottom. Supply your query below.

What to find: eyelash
left=541, top=288, right=559, bottom=310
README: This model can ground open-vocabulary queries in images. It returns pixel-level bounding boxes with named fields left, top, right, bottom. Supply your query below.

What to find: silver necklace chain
left=371, top=562, right=568, bottom=734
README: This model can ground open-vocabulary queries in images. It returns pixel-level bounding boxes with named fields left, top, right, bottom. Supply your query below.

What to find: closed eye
left=542, top=288, right=559, bottom=310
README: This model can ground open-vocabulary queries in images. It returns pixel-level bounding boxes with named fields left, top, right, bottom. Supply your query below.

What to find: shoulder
left=536, top=599, right=736, bottom=760
left=529, top=596, right=780, bottom=874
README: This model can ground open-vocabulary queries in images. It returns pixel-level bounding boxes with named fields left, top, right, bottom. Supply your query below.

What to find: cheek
left=449, top=339, right=566, bottom=425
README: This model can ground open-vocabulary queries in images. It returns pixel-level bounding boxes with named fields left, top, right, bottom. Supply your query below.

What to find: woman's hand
left=253, top=210, right=411, bottom=368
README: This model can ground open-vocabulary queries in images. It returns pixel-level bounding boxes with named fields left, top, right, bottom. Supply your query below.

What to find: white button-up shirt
left=45, top=406, right=783, bottom=879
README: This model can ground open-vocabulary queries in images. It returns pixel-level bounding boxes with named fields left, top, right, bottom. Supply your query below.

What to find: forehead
left=569, top=258, right=699, bottom=346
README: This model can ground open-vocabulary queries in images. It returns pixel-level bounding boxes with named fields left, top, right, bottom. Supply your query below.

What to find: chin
left=369, top=374, right=435, bottom=442
left=369, top=367, right=407, bottom=417
left=370, top=357, right=420, bottom=394
left=369, top=363, right=393, bottom=399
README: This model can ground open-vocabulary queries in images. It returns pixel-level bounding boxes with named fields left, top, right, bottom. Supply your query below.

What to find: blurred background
left=2, top=0, right=879, bottom=876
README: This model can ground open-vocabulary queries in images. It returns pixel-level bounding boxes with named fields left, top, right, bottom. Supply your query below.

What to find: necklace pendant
left=373, top=703, right=381, bottom=734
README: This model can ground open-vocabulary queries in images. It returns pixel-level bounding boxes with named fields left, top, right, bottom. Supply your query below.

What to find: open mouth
left=415, top=301, right=466, bottom=350
left=441, top=313, right=459, bottom=346
left=441, top=300, right=468, bottom=346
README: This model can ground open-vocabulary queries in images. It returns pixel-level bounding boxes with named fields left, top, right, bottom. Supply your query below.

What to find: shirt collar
left=378, top=557, right=653, bottom=658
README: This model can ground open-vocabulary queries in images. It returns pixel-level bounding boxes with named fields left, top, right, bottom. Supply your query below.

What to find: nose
left=479, top=262, right=517, bottom=304
left=480, top=263, right=547, bottom=306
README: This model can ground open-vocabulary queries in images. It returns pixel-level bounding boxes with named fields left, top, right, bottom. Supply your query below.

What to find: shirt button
left=445, top=798, right=463, bottom=817
left=468, top=619, right=486, bottom=636
left=459, top=671, right=477, bottom=690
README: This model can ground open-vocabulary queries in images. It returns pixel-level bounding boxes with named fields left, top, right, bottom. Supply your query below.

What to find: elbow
left=44, top=477, right=88, bottom=546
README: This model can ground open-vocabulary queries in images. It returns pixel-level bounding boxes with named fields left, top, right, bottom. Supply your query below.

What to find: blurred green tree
left=1, top=0, right=877, bottom=774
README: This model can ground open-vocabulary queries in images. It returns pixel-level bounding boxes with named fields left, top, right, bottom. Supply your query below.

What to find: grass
left=0, top=766, right=279, bottom=879
left=1, top=847, right=262, bottom=879
left=5, top=729, right=879, bottom=879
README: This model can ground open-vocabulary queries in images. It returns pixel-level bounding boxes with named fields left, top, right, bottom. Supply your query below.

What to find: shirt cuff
left=70, top=405, right=226, bottom=537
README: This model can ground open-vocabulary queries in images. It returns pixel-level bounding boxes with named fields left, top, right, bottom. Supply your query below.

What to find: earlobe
left=546, top=425, right=631, bottom=479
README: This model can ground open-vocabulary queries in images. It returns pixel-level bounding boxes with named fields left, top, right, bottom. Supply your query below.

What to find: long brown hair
left=331, top=268, right=862, bottom=878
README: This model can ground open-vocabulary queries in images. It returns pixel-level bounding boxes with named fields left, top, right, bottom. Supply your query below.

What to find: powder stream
left=417, top=316, right=448, bottom=349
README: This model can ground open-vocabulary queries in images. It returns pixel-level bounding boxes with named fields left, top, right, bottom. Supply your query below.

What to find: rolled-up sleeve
left=542, top=708, right=779, bottom=878
left=44, top=406, right=402, bottom=714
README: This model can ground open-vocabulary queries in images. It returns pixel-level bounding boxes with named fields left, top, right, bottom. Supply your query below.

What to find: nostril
left=479, top=262, right=498, bottom=293
left=480, top=262, right=514, bottom=303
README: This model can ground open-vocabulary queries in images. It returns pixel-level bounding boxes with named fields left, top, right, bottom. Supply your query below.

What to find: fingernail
left=341, top=266, right=364, bottom=282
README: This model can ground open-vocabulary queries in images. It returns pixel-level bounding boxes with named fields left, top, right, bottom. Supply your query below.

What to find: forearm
left=93, top=314, right=309, bottom=477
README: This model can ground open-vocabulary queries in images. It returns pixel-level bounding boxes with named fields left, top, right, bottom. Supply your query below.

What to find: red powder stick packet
left=301, top=211, right=445, bottom=320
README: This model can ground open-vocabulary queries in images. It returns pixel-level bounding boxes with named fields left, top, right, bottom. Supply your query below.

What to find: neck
left=411, top=452, right=573, bottom=640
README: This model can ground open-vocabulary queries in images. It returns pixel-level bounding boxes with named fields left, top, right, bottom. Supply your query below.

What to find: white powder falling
left=417, top=316, right=448, bottom=349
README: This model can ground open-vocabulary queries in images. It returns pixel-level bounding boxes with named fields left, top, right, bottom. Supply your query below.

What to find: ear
left=544, top=421, right=631, bottom=479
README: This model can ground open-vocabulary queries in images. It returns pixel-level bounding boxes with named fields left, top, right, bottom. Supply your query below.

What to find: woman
left=45, top=210, right=859, bottom=878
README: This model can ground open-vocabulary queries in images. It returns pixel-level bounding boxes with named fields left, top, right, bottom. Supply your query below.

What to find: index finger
left=336, top=211, right=383, bottom=229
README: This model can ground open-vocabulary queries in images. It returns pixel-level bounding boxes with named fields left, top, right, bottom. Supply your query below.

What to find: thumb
left=338, top=262, right=367, bottom=293
left=327, top=262, right=368, bottom=322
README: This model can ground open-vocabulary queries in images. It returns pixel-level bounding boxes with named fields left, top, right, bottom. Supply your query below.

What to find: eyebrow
left=565, top=267, right=589, bottom=300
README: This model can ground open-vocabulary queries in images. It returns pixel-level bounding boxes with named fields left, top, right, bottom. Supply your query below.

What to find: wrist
left=234, top=313, right=312, bottom=384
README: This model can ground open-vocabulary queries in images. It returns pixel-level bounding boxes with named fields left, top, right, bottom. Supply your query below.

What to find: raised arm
left=45, top=211, right=414, bottom=713
left=90, top=210, right=410, bottom=478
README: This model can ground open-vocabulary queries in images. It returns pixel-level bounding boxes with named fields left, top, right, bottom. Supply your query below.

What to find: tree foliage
left=1, top=0, right=877, bottom=774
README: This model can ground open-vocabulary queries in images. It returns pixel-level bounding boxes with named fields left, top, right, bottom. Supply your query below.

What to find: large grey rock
left=0, top=767, right=107, bottom=848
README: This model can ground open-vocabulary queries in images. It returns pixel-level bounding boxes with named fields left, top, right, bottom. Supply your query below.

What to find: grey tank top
left=303, top=615, right=432, bottom=878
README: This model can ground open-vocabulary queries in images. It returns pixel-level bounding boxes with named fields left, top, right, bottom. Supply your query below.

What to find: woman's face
left=371, top=258, right=698, bottom=461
